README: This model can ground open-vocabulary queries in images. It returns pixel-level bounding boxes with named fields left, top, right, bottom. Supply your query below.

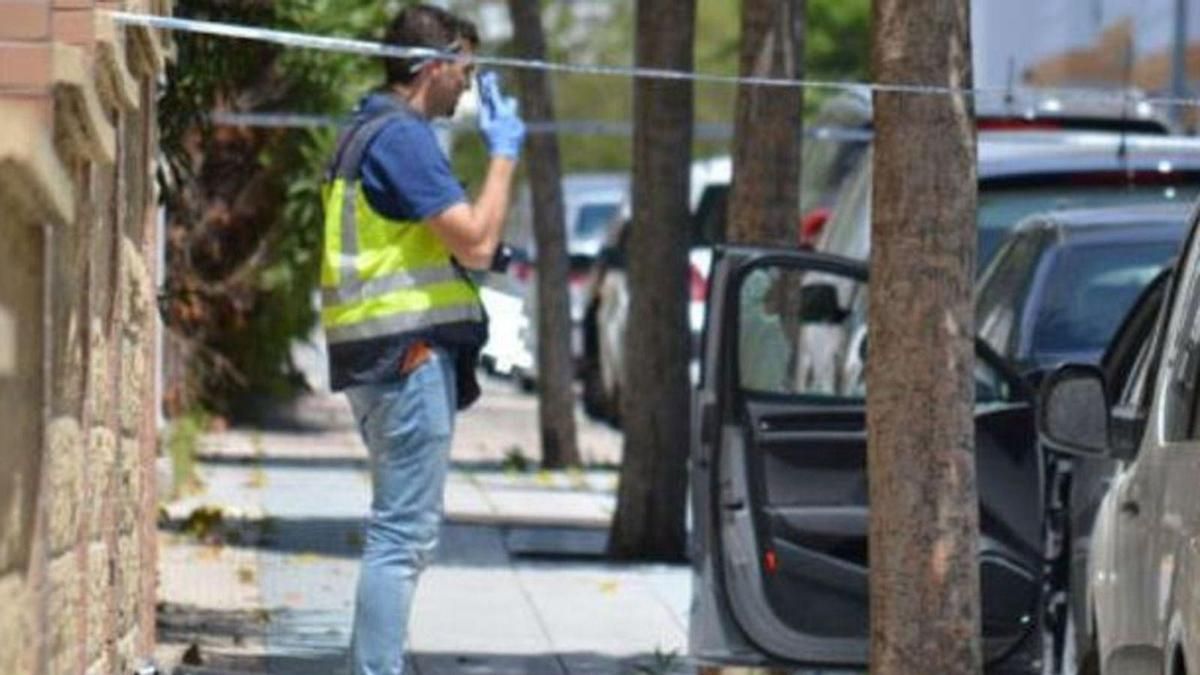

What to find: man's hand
left=477, top=71, right=526, bottom=160
left=425, top=72, right=524, bottom=268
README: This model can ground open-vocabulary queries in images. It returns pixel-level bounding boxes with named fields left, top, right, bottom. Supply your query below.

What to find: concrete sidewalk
left=156, top=379, right=693, bottom=674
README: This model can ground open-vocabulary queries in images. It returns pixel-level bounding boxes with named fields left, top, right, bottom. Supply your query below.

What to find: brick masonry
left=0, top=1, right=170, bottom=672
left=0, top=571, right=35, bottom=675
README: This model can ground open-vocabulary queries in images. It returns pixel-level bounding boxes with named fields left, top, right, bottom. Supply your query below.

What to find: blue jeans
left=345, top=348, right=457, bottom=675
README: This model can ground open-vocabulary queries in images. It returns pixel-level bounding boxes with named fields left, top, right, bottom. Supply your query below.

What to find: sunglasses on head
left=408, top=39, right=468, bottom=75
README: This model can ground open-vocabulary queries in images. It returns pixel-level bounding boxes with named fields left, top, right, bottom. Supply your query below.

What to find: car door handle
left=1120, top=499, right=1141, bottom=517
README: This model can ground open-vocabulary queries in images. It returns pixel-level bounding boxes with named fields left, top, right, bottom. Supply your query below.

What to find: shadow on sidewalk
left=407, top=650, right=694, bottom=674
left=158, top=603, right=271, bottom=673
left=172, top=649, right=694, bottom=675
left=193, top=454, right=620, bottom=475
left=159, top=603, right=270, bottom=646
left=195, top=453, right=371, bottom=471
left=162, top=603, right=692, bottom=675
left=171, top=652, right=346, bottom=675
left=160, top=517, right=616, bottom=565
left=225, top=395, right=358, bottom=435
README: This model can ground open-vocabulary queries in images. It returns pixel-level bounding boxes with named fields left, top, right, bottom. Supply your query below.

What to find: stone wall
left=0, top=1, right=170, bottom=673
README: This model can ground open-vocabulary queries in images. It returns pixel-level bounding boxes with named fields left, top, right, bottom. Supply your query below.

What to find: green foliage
left=808, top=0, right=871, bottom=78
left=501, top=445, right=532, bottom=474
left=158, top=1, right=276, bottom=191
left=805, top=0, right=872, bottom=115
left=544, top=0, right=636, bottom=172
left=160, top=0, right=392, bottom=414
left=166, top=408, right=209, bottom=498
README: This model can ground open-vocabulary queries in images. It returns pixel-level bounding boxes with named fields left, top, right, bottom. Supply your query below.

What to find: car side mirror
left=1037, top=364, right=1112, bottom=457
left=797, top=283, right=847, bottom=324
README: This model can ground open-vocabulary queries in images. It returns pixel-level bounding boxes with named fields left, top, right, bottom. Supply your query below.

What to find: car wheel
left=582, top=356, right=620, bottom=424
left=583, top=302, right=624, bottom=425
left=516, top=371, right=537, bottom=393
left=581, top=357, right=607, bottom=420
left=581, top=308, right=610, bottom=421
left=607, top=380, right=622, bottom=426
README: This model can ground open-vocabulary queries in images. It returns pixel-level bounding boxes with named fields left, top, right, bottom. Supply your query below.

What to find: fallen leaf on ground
left=243, top=468, right=267, bottom=489
left=182, top=642, right=203, bottom=665
left=196, top=545, right=224, bottom=561
left=237, top=565, right=256, bottom=584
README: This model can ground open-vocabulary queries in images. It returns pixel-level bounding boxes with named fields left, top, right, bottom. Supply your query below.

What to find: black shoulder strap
left=324, top=107, right=412, bottom=182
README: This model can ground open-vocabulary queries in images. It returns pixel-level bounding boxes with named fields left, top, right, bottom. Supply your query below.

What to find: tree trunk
left=608, top=0, right=695, bottom=560
left=722, top=5, right=804, bottom=674
left=507, top=0, right=580, bottom=468
left=867, top=1, right=980, bottom=674
left=727, top=0, right=805, bottom=246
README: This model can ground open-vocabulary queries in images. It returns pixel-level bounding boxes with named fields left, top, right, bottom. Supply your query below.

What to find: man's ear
left=408, top=63, right=435, bottom=89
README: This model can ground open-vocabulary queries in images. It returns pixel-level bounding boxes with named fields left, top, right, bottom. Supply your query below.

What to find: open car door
left=689, top=248, right=1044, bottom=671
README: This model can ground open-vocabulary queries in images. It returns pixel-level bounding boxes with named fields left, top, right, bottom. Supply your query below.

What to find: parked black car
left=977, top=204, right=1189, bottom=376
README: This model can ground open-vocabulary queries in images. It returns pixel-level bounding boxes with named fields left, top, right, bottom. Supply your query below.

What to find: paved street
left=156, top=377, right=694, bottom=674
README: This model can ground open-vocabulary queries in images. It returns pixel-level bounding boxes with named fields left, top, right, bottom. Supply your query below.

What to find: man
left=319, top=5, right=525, bottom=673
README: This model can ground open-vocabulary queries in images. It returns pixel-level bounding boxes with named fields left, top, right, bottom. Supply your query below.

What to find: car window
left=1118, top=325, right=1160, bottom=410
left=737, top=263, right=1012, bottom=404
left=977, top=184, right=1197, bottom=268
left=976, top=230, right=1046, bottom=360
left=574, top=202, right=619, bottom=240
left=1159, top=222, right=1200, bottom=440
left=692, top=184, right=728, bottom=248
left=1030, top=241, right=1177, bottom=359
left=820, top=156, right=872, bottom=259
left=738, top=266, right=865, bottom=400
left=798, top=128, right=871, bottom=215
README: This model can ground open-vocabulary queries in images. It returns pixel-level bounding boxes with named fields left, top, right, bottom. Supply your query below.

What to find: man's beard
left=433, top=91, right=459, bottom=119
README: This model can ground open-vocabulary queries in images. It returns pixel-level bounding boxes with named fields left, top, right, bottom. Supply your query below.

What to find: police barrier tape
left=206, top=111, right=879, bottom=142
left=110, top=10, right=1200, bottom=111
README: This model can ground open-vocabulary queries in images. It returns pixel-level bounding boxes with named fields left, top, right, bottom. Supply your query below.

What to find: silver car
left=1040, top=197, right=1200, bottom=675
left=486, top=173, right=627, bottom=387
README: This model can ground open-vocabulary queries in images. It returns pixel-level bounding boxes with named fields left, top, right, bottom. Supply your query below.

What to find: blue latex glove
left=477, top=71, right=526, bottom=160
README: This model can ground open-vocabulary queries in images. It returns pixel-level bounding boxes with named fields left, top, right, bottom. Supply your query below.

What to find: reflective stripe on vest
left=320, top=107, right=482, bottom=346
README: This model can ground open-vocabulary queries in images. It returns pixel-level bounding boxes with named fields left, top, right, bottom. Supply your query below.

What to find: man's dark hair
left=383, top=4, right=479, bottom=86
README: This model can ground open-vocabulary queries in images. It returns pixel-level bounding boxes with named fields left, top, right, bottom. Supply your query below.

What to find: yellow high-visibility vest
left=320, top=110, right=483, bottom=346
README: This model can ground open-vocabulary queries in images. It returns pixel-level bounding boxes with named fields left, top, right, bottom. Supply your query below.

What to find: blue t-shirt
left=326, top=93, right=486, bottom=408
left=357, top=93, right=466, bottom=220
